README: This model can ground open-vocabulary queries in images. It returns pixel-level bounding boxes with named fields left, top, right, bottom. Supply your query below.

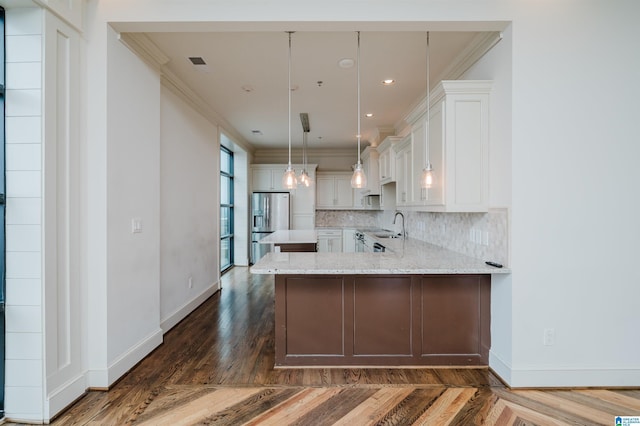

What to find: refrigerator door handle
left=265, top=197, right=270, bottom=228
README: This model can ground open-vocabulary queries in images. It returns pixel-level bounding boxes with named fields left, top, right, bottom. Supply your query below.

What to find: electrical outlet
left=483, top=231, right=489, bottom=246
left=469, top=229, right=475, bottom=243
left=544, top=328, right=555, bottom=346
left=188, top=276, right=193, bottom=289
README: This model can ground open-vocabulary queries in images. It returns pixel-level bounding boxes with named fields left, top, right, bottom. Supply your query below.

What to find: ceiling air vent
left=188, top=57, right=207, bottom=65
left=251, top=130, right=263, bottom=135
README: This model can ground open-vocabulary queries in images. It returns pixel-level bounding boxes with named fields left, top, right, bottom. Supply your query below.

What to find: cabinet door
left=395, top=147, right=411, bottom=207
left=334, top=175, right=354, bottom=208
left=426, top=101, right=444, bottom=206
left=316, top=176, right=336, bottom=208
left=411, top=119, right=426, bottom=205
left=329, top=236, right=343, bottom=252
left=317, top=237, right=330, bottom=253
left=343, top=229, right=356, bottom=253
left=252, top=168, right=275, bottom=191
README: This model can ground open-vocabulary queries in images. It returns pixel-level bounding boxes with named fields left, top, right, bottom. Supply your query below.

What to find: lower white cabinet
left=317, top=229, right=343, bottom=253
left=342, top=229, right=356, bottom=253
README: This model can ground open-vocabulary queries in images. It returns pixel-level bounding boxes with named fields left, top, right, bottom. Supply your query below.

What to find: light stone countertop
left=250, top=235, right=511, bottom=275
left=257, top=230, right=318, bottom=244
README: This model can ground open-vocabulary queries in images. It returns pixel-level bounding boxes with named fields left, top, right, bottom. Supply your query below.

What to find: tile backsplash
left=315, top=210, right=381, bottom=228
left=316, top=208, right=510, bottom=266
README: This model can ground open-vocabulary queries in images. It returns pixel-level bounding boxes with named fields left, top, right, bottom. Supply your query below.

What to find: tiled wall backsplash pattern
left=316, top=208, right=509, bottom=265
left=315, top=210, right=380, bottom=228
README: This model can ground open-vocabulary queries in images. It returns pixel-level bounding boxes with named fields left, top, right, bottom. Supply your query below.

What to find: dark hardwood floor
left=15, top=267, right=639, bottom=425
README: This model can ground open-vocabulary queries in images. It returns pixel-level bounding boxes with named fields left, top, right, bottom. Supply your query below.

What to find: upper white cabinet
left=251, top=164, right=317, bottom=229
left=360, top=147, right=379, bottom=195
left=316, top=172, right=353, bottom=209
left=377, top=136, right=402, bottom=184
left=251, top=164, right=285, bottom=191
left=403, top=80, right=492, bottom=212
left=394, top=136, right=413, bottom=207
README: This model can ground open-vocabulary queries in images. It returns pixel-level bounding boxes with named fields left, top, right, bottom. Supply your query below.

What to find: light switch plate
left=132, top=218, right=143, bottom=233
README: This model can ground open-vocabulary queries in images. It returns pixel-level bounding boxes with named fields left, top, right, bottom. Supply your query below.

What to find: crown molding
left=394, top=31, right=502, bottom=130
left=118, top=33, right=170, bottom=71
left=254, top=148, right=355, bottom=159
left=117, top=32, right=254, bottom=154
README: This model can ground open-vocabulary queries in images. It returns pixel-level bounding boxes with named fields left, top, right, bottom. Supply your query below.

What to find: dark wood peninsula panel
left=274, top=274, right=491, bottom=367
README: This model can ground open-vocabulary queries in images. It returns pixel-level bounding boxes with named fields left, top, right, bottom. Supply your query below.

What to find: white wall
left=507, top=2, right=640, bottom=387
left=462, top=24, right=513, bottom=382
left=103, top=24, right=163, bottom=376
left=160, top=85, right=220, bottom=332
left=42, top=10, right=84, bottom=418
left=6, top=1, right=640, bottom=421
left=3, top=7, right=45, bottom=422
left=89, top=0, right=640, bottom=388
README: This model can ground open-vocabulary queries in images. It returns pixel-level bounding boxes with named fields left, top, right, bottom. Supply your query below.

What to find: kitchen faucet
left=393, top=211, right=406, bottom=239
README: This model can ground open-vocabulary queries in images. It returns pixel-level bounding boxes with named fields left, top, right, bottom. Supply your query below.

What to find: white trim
left=44, top=373, right=86, bottom=420
left=489, top=350, right=512, bottom=386
left=509, top=367, right=640, bottom=388
left=160, top=281, right=221, bottom=334
left=86, top=329, right=163, bottom=389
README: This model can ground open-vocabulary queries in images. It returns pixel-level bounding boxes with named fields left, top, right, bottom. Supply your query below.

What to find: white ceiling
left=143, top=31, right=484, bottom=150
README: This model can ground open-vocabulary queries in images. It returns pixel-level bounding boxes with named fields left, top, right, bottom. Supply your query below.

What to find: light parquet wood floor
left=13, top=267, right=638, bottom=425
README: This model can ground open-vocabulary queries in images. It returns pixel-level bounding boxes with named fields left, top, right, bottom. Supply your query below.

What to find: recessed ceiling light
left=382, top=79, right=396, bottom=85
left=338, top=58, right=355, bottom=69
left=251, top=130, right=263, bottom=135
left=365, top=113, right=374, bottom=118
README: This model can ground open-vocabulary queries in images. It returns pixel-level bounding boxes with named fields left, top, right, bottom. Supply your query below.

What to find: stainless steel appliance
left=251, top=192, right=290, bottom=264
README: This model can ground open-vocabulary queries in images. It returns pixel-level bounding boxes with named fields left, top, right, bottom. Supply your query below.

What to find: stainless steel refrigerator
left=251, top=192, right=290, bottom=264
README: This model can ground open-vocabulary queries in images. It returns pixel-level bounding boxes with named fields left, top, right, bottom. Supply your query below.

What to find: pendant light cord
left=425, top=31, right=430, bottom=169
left=288, top=31, right=292, bottom=168
left=357, top=31, right=362, bottom=166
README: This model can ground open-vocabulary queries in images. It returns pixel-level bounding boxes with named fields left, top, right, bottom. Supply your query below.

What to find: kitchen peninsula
left=250, top=232, right=510, bottom=368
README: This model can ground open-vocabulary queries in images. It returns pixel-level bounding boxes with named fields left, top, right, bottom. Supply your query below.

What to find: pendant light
left=282, top=31, right=298, bottom=189
left=298, top=113, right=312, bottom=187
left=420, top=31, right=434, bottom=189
left=351, top=31, right=367, bottom=189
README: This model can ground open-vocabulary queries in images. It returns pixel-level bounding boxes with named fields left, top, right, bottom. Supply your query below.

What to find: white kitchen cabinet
left=251, top=164, right=317, bottom=229
left=353, top=147, right=381, bottom=210
left=317, top=228, right=343, bottom=252
left=402, top=80, right=492, bottom=212
left=251, top=164, right=283, bottom=191
left=316, top=172, right=353, bottom=209
left=394, top=136, right=412, bottom=207
left=290, top=166, right=317, bottom=229
left=377, top=136, right=401, bottom=184
left=342, top=228, right=356, bottom=253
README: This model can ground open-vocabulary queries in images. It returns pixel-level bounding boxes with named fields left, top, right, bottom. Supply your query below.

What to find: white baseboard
left=489, top=351, right=640, bottom=388
left=45, top=373, right=87, bottom=420
left=160, top=281, right=221, bottom=334
left=86, top=328, right=163, bottom=388
left=489, top=350, right=512, bottom=385
left=509, top=367, right=640, bottom=388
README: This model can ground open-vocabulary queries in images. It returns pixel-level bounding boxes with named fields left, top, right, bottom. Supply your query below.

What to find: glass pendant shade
left=283, top=165, right=298, bottom=189
left=351, top=163, right=367, bottom=188
left=420, top=32, right=435, bottom=192
left=421, top=164, right=433, bottom=189
left=282, top=31, right=297, bottom=190
left=351, top=31, right=367, bottom=189
left=298, top=169, right=311, bottom=187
